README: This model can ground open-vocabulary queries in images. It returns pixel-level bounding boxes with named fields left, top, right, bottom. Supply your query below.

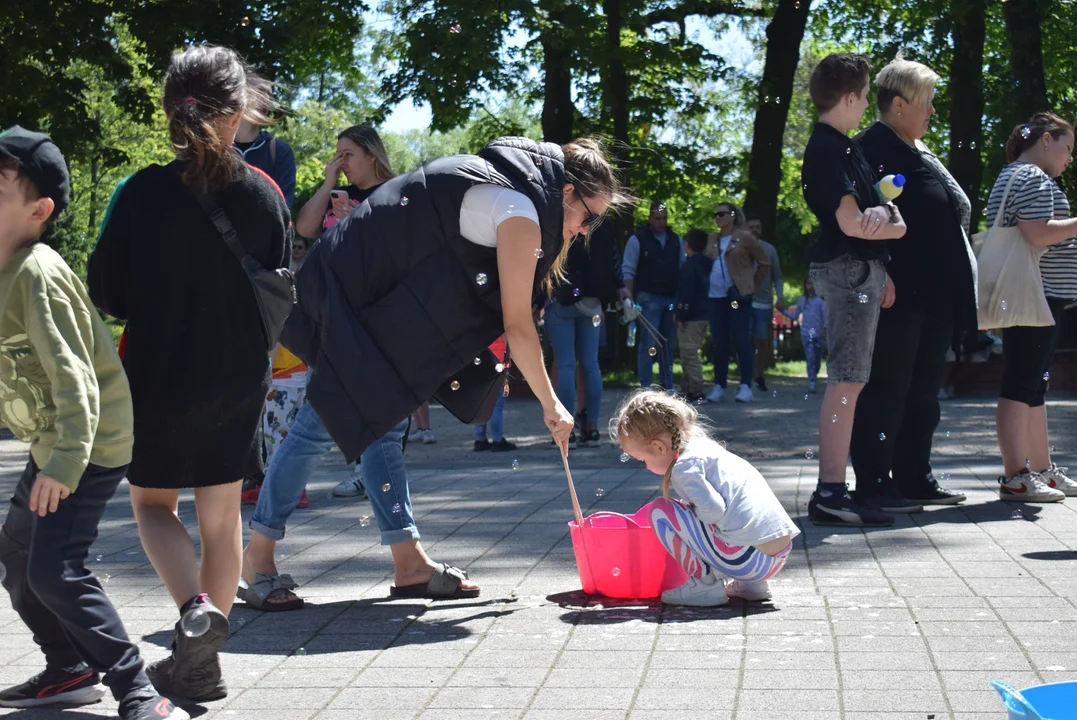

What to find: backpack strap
left=190, top=190, right=248, bottom=263
left=270, top=137, right=277, bottom=167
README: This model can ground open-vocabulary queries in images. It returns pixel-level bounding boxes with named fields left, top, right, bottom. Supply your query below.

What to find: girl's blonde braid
left=660, top=409, right=686, bottom=499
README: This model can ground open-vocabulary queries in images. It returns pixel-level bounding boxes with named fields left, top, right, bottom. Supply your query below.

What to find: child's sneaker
left=148, top=595, right=229, bottom=702
left=999, top=471, right=1065, bottom=503
left=120, top=696, right=190, bottom=720
left=0, top=664, right=105, bottom=707
left=725, top=579, right=772, bottom=601
left=660, top=575, right=729, bottom=607
left=1041, top=464, right=1077, bottom=497
left=421, top=428, right=437, bottom=444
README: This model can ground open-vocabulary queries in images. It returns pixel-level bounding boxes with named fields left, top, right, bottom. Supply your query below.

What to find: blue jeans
left=710, top=292, right=753, bottom=388
left=250, top=403, right=418, bottom=546
left=474, top=390, right=506, bottom=442
left=544, top=301, right=604, bottom=421
left=635, top=291, right=675, bottom=389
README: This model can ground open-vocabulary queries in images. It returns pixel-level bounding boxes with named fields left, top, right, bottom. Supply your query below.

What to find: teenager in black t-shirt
left=800, top=53, right=906, bottom=529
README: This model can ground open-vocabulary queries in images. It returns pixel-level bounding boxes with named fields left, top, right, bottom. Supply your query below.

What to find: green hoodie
left=0, top=243, right=133, bottom=490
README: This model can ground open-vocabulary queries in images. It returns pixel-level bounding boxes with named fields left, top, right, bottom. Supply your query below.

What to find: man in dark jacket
left=234, top=126, right=296, bottom=209
left=676, top=229, right=714, bottom=401
left=623, top=202, right=684, bottom=388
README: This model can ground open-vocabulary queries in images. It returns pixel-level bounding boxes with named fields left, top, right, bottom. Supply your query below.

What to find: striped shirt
left=985, top=162, right=1077, bottom=299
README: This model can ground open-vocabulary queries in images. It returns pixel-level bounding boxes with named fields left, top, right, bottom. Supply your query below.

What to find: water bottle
left=875, top=173, right=906, bottom=200
left=626, top=321, right=637, bottom=348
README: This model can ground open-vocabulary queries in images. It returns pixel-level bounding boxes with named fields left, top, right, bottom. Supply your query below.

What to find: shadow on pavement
left=545, top=589, right=780, bottom=624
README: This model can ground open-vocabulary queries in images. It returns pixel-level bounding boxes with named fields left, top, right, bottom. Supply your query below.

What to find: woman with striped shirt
left=987, top=112, right=1077, bottom=502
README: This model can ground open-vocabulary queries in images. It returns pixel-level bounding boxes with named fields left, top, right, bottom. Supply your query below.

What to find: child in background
left=783, top=278, right=828, bottom=393
left=0, top=126, right=186, bottom=718
left=611, top=390, right=799, bottom=607
left=675, top=229, right=714, bottom=402
left=473, top=336, right=516, bottom=452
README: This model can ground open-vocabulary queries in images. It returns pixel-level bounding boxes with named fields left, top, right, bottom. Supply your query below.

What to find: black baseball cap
left=0, top=126, right=70, bottom=215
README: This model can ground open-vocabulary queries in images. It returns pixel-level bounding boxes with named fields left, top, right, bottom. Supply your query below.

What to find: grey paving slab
left=1, top=385, right=1077, bottom=719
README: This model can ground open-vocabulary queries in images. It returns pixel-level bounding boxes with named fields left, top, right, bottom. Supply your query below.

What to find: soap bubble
left=1044, top=371, right=1051, bottom=381
left=831, top=415, right=838, bottom=423
left=942, top=473, right=951, bottom=481
left=620, top=452, right=629, bottom=463
left=0, top=561, right=5, bottom=583
left=451, top=380, right=461, bottom=391
left=841, top=397, right=848, bottom=405
left=731, top=300, right=739, bottom=309
left=449, top=23, right=462, bottom=33
left=181, top=606, right=211, bottom=638
left=359, top=515, right=371, bottom=527
left=475, top=273, right=488, bottom=286
left=970, top=141, right=977, bottom=149
left=381, top=483, right=391, bottom=492
left=611, top=567, right=621, bottom=577
left=102, top=573, right=111, bottom=583
left=534, top=248, right=544, bottom=259
left=879, top=433, right=886, bottom=441
left=95, top=554, right=103, bottom=562
left=511, top=458, right=520, bottom=470
left=808, top=328, right=816, bottom=337
left=857, top=293, right=869, bottom=304
left=804, top=394, right=809, bottom=400
left=495, top=363, right=505, bottom=372
left=595, top=488, right=605, bottom=497
left=805, top=450, right=814, bottom=459
left=878, top=165, right=884, bottom=172
left=473, top=357, right=482, bottom=366
left=845, top=148, right=851, bottom=155
left=1010, top=509, right=1025, bottom=520
left=592, top=315, right=601, bottom=327
left=1000, top=300, right=1007, bottom=311
left=648, top=347, right=657, bottom=357
left=945, top=431, right=951, bottom=438
left=772, top=390, right=778, bottom=397
left=399, top=196, right=409, bottom=207
left=1021, top=126, right=1031, bottom=139
left=240, top=16, right=251, bottom=27
left=573, top=287, right=581, bottom=297
left=295, top=647, right=307, bottom=656
left=392, top=502, right=402, bottom=514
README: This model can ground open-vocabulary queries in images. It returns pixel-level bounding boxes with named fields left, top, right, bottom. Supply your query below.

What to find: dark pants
left=850, top=309, right=953, bottom=498
left=709, top=292, right=754, bottom=388
left=0, top=457, right=153, bottom=703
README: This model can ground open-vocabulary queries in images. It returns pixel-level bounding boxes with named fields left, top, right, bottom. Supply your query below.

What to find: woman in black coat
left=849, top=57, right=977, bottom=512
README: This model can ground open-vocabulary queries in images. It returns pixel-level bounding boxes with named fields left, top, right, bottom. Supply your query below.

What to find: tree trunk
left=1002, top=0, right=1050, bottom=126
left=947, top=0, right=987, bottom=231
left=540, top=10, right=574, bottom=144
left=742, top=0, right=811, bottom=245
left=604, top=0, right=628, bottom=152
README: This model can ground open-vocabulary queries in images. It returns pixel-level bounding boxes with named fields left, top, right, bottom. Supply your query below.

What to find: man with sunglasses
left=622, top=201, right=685, bottom=389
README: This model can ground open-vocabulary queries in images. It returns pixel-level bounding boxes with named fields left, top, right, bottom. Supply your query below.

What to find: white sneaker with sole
left=660, top=576, right=729, bottom=607
left=1041, top=464, right=1077, bottom=497
left=332, top=466, right=366, bottom=497
left=421, top=428, right=437, bottom=444
left=999, top=471, right=1065, bottom=503
left=725, top=579, right=772, bottom=601
left=735, top=384, right=753, bottom=403
left=706, top=385, right=726, bottom=403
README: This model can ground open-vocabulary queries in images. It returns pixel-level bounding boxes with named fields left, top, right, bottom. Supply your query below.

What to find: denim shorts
left=808, top=254, right=885, bottom=384
left=750, top=306, right=773, bottom=340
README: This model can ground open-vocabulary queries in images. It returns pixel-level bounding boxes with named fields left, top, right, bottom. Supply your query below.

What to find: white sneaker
left=333, top=466, right=366, bottom=497
left=734, top=384, right=753, bottom=403
left=1041, top=464, right=1077, bottom=497
left=706, top=385, right=726, bottom=403
left=421, top=428, right=437, bottom=444
left=660, top=576, right=729, bottom=607
left=407, top=425, right=422, bottom=441
left=999, top=471, right=1065, bottom=503
left=725, top=579, right=772, bottom=601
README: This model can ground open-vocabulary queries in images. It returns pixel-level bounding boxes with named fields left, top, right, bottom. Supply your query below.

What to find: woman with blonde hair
left=850, top=55, right=978, bottom=511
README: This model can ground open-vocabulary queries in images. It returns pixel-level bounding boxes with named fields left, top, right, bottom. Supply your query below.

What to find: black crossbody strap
left=190, top=190, right=248, bottom=263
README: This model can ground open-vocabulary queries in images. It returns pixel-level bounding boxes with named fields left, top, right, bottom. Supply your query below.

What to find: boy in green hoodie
left=0, top=126, right=187, bottom=719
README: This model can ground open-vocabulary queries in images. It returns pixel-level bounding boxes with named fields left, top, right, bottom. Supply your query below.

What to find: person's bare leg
left=242, top=533, right=280, bottom=580
left=130, top=486, right=200, bottom=609
left=818, top=382, right=864, bottom=484
left=1028, top=403, right=1051, bottom=472
left=413, top=402, right=431, bottom=430
left=193, top=482, right=243, bottom=616
left=996, top=398, right=1031, bottom=477
left=391, top=539, right=479, bottom=592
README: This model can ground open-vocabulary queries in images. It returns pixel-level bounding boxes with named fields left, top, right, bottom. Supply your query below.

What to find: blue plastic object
left=993, top=680, right=1077, bottom=719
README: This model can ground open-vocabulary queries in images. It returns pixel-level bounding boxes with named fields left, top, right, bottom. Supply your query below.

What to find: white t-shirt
left=708, top=236, right=734, bottom=298
left=459, top=184, right=540, bottom=247
left=669, top=436, right=800, bottom=548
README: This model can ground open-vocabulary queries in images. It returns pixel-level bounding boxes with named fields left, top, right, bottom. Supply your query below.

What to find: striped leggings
left=648, top=498, right=790, bottom=582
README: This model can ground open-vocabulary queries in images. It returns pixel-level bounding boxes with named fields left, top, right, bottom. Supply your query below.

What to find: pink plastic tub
left=568, top=503, right=688, bottom=599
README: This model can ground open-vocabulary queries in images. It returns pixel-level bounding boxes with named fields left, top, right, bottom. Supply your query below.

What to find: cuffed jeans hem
left=249, top=519, right=286, bottom=542
left=382, top=526, right=420, bottom=546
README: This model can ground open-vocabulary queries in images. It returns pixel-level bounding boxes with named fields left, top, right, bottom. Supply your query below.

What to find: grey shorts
left=808, top=254, right=885, bottom=384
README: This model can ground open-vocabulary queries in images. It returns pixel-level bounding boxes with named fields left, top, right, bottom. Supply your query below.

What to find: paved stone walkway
left=1, top=380, right=1076, bottom=719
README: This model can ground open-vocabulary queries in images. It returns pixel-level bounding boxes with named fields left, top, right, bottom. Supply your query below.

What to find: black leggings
left=1000, top=298, right=1071, bottom=407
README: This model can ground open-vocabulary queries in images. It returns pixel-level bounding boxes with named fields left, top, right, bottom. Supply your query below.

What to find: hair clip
left=184, top=96, right=199, bottom=105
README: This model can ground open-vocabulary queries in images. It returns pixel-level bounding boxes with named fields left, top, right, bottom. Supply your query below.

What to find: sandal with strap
left=236, top=573, right=304, bottom=611
left=389, top=562, right=480, bottom=600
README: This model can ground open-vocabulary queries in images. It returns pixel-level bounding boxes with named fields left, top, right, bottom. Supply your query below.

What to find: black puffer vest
left=633, top=225, right=682, bottom=297
left=282, top=138, right=565, bottom=461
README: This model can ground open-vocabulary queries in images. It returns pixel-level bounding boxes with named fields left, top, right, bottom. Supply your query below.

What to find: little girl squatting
left=611, top=390, right=800, bottom=607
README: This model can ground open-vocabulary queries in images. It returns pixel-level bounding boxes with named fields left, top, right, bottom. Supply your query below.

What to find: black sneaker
left=121, top=696, right=190, bottom=720
left=755, top=376, right=768, bottom=392
left=808, top=485, right=895, bottom=527
left=147, top=595, right=229, bottom=702
left=474, top=439, right=492, bottom=451
left=858, top=487, right=923, bottom=514
left=490, top=439, right=517, bottom=452
left=0, top=665, right=105, bottom=708
left=905, top=475, right=966, bottom=505
left=578, top=430, right=601, bottom=448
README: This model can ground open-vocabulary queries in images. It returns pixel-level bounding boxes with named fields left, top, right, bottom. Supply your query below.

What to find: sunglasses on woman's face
left=715, top=210, right=734, bottom=218
left=577, top=191, right=604, bottom=230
